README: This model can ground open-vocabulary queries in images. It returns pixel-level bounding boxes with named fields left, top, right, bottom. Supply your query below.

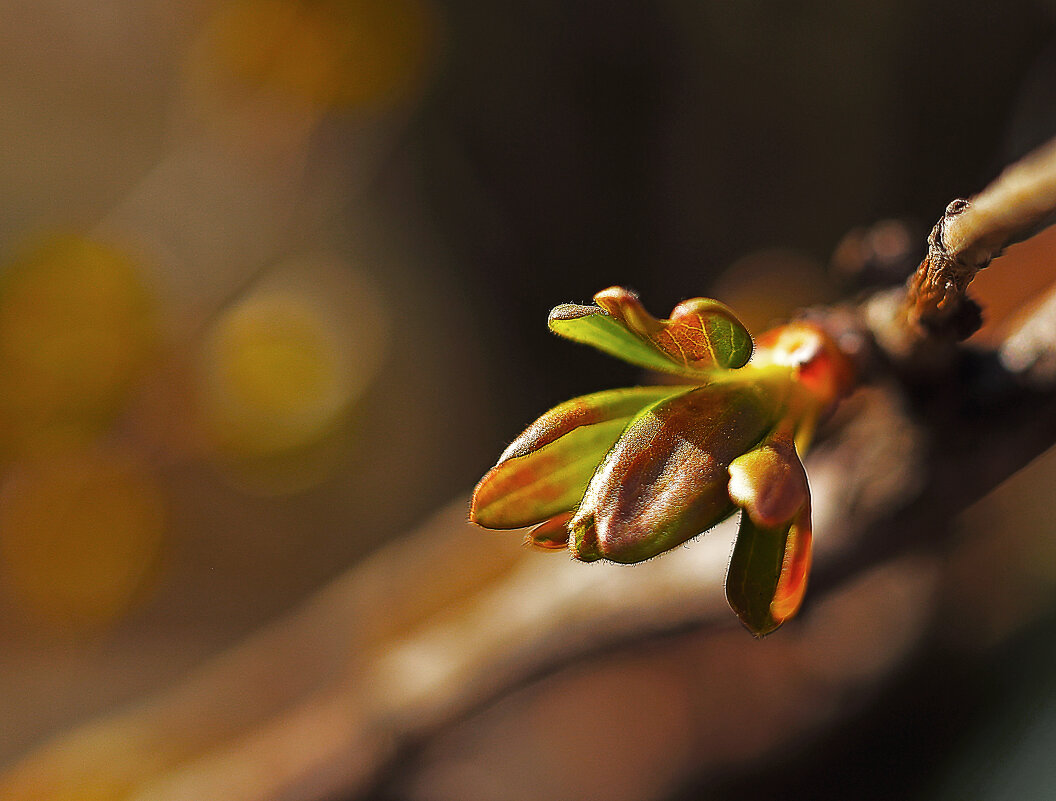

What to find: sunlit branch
left=905, top=136, right=1056, bottom=339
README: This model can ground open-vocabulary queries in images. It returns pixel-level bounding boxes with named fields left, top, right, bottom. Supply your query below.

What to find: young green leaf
left=549, top=287, right=753, bottom=378
left=470, top=386, right=688, bottom=530
left=725, top=508, right=812, bottom=637
left=570, top=382, right=779, bottom=564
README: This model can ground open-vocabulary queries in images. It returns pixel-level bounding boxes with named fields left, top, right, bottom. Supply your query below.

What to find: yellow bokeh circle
left=202, top=292, right=347, bottom=456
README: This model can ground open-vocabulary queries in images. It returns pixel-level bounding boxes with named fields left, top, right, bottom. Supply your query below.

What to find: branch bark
left=903, top=137, right=1056, bottom=343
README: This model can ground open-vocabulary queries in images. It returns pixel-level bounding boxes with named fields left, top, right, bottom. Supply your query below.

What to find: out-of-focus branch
left=0, top=500, right=752, bottom=799
left=3, top=294, right=1056, bottom=801
left=1001, top=281, right=1056, bottom=383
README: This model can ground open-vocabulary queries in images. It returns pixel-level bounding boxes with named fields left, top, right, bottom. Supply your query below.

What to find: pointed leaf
left=549, top=287, right=753, bottom=377
left=548, top=303, right=687, bottom=376
left=525, top=512, right=573, bottom=551
left=570, top=382, right=780, bottom=564
left=725, top=506, right=812, bottom=637
left=470, top=386, right=687, bottom=529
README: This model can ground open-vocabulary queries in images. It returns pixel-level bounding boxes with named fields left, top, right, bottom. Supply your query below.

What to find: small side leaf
left=727, top=434, right=809, bottom=529
left=549, top=287, right=753, bottom=378
left=725, top=507, right=812, bottom=637
left=525, top=512, right=573, bottom=551
left=470, top=386, right=687, bottom=530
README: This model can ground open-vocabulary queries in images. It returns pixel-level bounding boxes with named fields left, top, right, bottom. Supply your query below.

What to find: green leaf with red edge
left=470, top=385, right=689, bottom=530
left=724, top=507, right=812, bottom=637
left=548, top=286, right=753, bottom=378
left=569, top=382, right=780, bottom=565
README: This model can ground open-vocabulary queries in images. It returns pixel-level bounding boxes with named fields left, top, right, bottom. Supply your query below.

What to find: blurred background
left=1, top=0, right=1056, bottom=798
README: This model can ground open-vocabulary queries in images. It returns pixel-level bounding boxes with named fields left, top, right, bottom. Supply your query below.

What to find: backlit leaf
left=570, top=382, right=779, bottom=564
left=548, top=287, right=752, bottom=378
left=725, top=506, right=812, bottom=637
left=470, top=385, right=687, bottom=529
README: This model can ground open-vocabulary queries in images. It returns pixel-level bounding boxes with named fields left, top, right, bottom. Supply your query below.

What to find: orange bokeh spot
left=0, top=235, right=158, bottom=457
left=197, top=0, right=437, bottom=110
left=712, top=249, right=835, bottom=334
left=0, top=448, right=166, bottom=632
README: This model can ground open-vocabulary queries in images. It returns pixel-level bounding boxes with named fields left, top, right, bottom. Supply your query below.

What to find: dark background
left=407, top=0, right=1056, bottom=450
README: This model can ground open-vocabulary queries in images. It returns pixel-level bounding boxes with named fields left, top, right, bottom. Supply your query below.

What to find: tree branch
left=903, top=136, right=1056, bottom=342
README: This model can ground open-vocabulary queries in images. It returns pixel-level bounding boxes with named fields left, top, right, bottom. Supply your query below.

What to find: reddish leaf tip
left=526, top=513, right=573, bottom=551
